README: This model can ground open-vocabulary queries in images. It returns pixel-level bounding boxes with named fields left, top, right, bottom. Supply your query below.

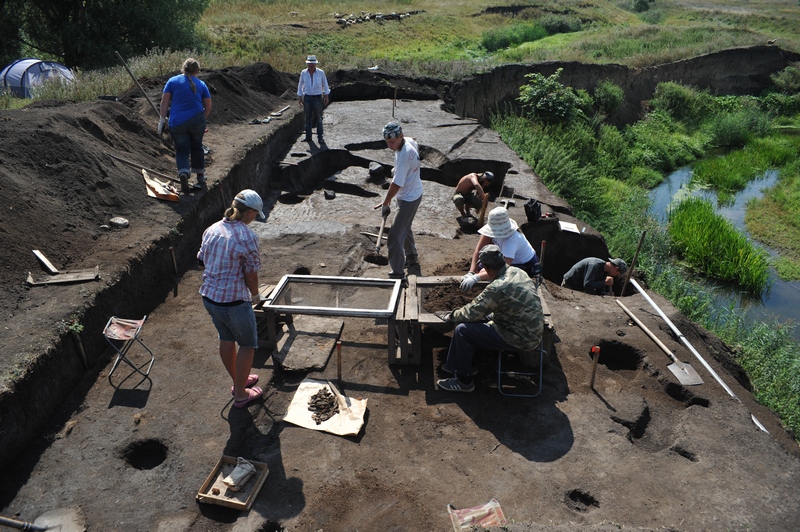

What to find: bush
left=518, top=68, right=582, bottom=124
left=708, top=105, right=771, bottom=147
left=650, top=82, right=714, bottom=127
left=482, top=23, right=547, bottom=52
left=771, top=65, right=800, bottom=93
left=594, top=80, right=624, bottom=115
left=539, top=15, right=582, bottom=35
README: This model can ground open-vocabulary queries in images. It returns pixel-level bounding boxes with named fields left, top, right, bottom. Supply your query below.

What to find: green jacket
left=451, top=265, right=543, bottom=351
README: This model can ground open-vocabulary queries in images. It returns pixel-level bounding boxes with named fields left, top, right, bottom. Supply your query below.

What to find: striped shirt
left=197, top=218, right=261, bottom=303
left=451, top=265, right=543, bottom=351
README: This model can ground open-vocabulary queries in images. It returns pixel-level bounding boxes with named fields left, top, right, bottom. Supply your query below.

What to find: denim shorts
left=202, top=298, right=258, bottom=348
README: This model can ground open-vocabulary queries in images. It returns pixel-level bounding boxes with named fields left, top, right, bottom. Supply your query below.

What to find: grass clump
left=745, top=160, right=800, bottom=280
left=692, top=137, right=800, bottom=204
left=668, top=197, right=770, bottom=292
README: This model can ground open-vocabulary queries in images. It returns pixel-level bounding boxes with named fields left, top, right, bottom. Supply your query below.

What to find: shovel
left=364, top=211, right=389, bottom=265
left=0, top=508, right=86, bottom=531
left=270, top=105, right=291, bottom=117
left=616, top=300, right=704, bottom=386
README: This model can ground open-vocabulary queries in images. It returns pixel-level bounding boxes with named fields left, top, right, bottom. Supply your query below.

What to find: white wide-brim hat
left=478, top=206, right=518, bottom=239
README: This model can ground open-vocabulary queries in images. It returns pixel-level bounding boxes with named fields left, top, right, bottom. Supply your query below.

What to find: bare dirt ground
left=1, top=62, right=799, bottom=531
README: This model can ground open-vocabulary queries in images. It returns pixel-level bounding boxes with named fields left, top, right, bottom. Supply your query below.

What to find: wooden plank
left=26, top=266, right=99, bottom=286
left=32, top=250, right=59, bottom=274
left=406, top=275, right=418, bottom=321
left=273, top=315, right=344, bottom=371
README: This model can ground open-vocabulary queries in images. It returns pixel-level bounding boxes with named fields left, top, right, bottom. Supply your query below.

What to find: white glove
left=158, top=117, right=166, bottom=135
left=433, top=310, right=452, bottom=322
left=460, top=272, right=480, bottom=292
left=251, top=293, right=263, bottom=307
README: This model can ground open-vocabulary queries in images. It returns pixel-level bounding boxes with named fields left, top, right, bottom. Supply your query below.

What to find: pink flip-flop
left=233, top=386, right=263, bottom=408
left=231, top=374, right=259, bottom=395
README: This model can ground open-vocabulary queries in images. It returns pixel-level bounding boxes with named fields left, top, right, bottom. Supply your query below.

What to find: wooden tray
left=196, top=455, right=269, bottom=510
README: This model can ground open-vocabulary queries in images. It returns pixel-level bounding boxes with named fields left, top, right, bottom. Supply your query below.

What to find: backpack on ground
left=524, top=198, right=542, bottom=223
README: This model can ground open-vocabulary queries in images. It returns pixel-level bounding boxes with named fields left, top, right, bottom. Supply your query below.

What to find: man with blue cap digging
left=374, top=122, right=423, bottom=279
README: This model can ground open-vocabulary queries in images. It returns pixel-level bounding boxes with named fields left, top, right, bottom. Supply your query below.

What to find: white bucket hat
left=478, top=207, right=518, bottom=239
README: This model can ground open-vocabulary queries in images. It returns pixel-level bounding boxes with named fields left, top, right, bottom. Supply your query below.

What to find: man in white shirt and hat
left=297, top=55, right=330, bottom=144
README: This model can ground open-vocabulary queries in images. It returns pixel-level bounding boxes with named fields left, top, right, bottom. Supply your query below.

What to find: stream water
left=649, top=167, right=800, bottom=341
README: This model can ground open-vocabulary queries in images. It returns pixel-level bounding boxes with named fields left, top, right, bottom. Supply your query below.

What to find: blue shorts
left=202, top=298, right=258, bottom=348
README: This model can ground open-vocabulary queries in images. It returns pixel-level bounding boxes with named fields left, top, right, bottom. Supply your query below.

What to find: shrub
left=771, top=65, right=800, bottom=93
left=594, top=80, right=624, bottom=115
left=539, top=15, right=582, bottom=35
left=708, top=106, right=771, bottom=147
left=518, top=68, right=582, bottom=124
left=482, top=23, right=547, bottom=52
left=650, top=82, right=714, bottom=127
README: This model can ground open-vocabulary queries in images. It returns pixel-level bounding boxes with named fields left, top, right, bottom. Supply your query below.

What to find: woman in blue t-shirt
left=158, top=58, right=212, bottom=193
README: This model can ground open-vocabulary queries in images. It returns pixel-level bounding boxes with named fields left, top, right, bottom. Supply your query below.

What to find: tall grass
left=34, top=49, right=236, bottom=102
left=745, top=159, right=800, bottom=280
left=692, top=136, right=800, bottom=204
left=668, top=197, right=770, bottom=291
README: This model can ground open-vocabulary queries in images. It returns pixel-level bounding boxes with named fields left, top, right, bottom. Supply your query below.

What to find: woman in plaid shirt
left=198, top=190, right=264, bottom=408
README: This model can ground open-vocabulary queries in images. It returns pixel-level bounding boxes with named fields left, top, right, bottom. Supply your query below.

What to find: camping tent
left=1, top=59, right=75, bottom=98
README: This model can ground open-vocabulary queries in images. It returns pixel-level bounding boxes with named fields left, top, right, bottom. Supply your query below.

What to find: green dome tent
left=1, top=59, right=75, bottom=98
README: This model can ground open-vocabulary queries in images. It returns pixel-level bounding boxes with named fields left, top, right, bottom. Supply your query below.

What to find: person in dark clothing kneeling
left=434, top=244, right=544, bottom=393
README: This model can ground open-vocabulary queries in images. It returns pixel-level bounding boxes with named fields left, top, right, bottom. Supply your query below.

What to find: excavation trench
left=2, top=46, right=797, bottom=473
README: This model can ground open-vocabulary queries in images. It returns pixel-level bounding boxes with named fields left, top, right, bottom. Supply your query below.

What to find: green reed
left=668, top=197, right=770, bottom=292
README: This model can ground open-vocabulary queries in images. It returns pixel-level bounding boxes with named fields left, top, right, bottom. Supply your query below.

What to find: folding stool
left=497, top=341, right=546, bottom=398
left=103, top=315, right=155, bottom=384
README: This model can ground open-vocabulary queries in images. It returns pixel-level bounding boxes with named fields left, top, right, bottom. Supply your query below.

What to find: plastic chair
left=103, top=316, right=155, bottom=384
left=497, top=342, right=546, bottom=398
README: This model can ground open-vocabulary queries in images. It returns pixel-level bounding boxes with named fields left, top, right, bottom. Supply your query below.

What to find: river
left=650, top=167, right=800, bottom=341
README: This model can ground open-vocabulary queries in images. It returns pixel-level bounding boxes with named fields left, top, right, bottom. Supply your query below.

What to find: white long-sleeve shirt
left=297, top=68, right=330, bottom=97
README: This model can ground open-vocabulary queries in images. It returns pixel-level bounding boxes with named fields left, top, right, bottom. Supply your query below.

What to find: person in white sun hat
left=460, top=206, right=539, bottom=291
left=297, top=54, right=330, bottom=144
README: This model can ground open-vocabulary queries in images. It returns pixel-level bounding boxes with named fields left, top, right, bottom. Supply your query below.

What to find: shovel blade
left=34, top=508, right=87, bottom=531
left=667, top=362, right=704, bottom=386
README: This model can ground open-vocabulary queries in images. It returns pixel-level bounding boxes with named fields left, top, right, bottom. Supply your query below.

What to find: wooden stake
left=620, top=230, right=646, bottom=297
left=169, top=246, right=178, bottom=275
left=337, top=340, right=343, bottom=386
left=589, top=345, right=600, bottom=389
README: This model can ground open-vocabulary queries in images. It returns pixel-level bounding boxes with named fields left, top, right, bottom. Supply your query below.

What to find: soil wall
left=449, top=46, right=800, bottom=125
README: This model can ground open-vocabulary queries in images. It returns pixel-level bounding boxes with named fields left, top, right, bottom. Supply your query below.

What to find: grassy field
left=196, top=0, right=800, bottom=74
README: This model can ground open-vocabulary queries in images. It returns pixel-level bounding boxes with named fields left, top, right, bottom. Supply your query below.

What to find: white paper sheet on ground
left=283, top=378, right=367, bottom=436
left=559, top=221, right=580, bottom=233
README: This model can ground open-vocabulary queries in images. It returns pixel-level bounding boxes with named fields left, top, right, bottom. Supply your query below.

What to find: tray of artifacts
left=196, top=455, right=269, bottom=510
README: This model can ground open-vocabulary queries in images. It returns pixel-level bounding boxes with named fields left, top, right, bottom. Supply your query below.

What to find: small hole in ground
left=597, top=340, right=642, bottom=370
left=665, top=382, right=710, bottom=408
left=120, top=438, right=167, bottom=470
left=257, top=522, right=285, bottom=532
left=293, top=266, right=311, bottom=275
left=565, top=488, right=599, bottom=512
left=670, top=445, right=698, bottom=462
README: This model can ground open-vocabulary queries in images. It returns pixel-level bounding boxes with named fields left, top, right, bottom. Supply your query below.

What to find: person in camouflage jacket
left=435, top=244, right=543, bottom=392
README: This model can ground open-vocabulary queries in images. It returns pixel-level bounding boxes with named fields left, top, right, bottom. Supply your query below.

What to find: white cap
left=235, top=189, right=265, bottom=220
